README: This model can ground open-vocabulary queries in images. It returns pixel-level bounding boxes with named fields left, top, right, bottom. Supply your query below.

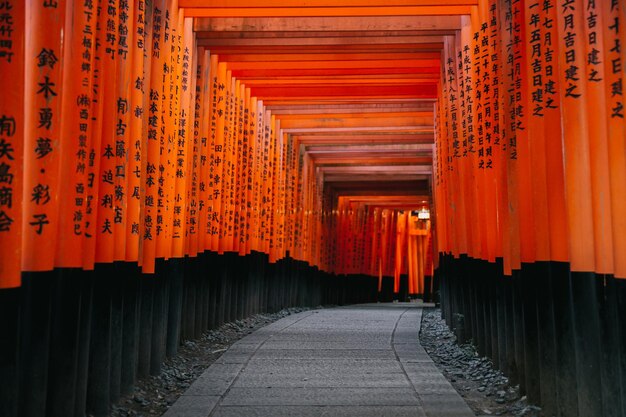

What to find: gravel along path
left=419, top=308, right=542, bottom=417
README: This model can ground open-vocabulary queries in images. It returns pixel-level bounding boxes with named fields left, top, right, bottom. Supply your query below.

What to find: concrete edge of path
left=392, top=308, right=475, bottom=417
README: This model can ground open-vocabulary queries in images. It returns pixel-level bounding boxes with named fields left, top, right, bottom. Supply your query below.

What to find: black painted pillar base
left=520, top=262, right=541, bottom=405
left=19, top=272, right=54, bottom=417
left=570, top=272, right=604, bottom=417
left=166, top=258, right=184, bottom=358
left=86, top=264, right=114, bottom=417
left=503, top=276, right=517, bottom=385
left=74, top=272, right=95, bottom=417
left=109, top=266, right=124, bottom=404
left=47, top=269, right=82, bottom=417
left=423, top=275, right=432, bottom=302
left=600, top=275, right=623, bottom=417
left=616, top=278, right=626, bottom=417
left=121, top=264, right=140, bottom=396
left=550, top=263, right=578, bottom=417
left=535, top=261, right=557, bottom=417
left=495, top=259, right=507, bottom=374
left=137, top=276, right=153, bottom=378
left=0, top=286, right=20, bottom=417
left=511, top=269, right=526, bottom=395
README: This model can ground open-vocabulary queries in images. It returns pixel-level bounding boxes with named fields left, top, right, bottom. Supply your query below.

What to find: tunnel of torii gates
left=0, top=0, right=625, bottom=416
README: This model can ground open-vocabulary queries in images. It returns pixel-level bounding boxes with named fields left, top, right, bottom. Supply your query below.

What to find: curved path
left=163, top=303, right=474, bottom=417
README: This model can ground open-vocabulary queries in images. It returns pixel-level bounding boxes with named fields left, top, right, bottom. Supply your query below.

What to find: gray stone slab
left=212, top=405, right=426, bottom=417
left=244, top=358, right=403, bottom=370
left=232, top=362, right=408, bottom=388
left=183, top=363, right=245, bottom=396
left=411, top=382, right=460, bottom=395
left=231, top=374, right=409, bottom=389
left=250, top=348, right=397, bottom=360
left=275, top=334, right=393, bottom=341
left=401, top=362, right=443, bottom=376
left=214, top=352, right=253, bottom=364
left=161, top=395, right=220, bottom=417
left=419, top=394, right=475, bottom=416
left=162, top=304, right=475, bottom=417
left=260, top=341, right=392, bottom=350
left=229, top=341, right=264, bottom=350
left=220, top=387, right=422, bottom=406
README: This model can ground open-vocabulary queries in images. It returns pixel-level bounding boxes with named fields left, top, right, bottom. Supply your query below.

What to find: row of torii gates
left=0, top=1, right=625, bottom=417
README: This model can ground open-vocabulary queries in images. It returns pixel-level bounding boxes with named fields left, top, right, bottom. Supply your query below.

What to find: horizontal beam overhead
left=194, top=16, right=462, bottom=32
left=187, top=2, right=445, bottom=209
left=231, top=67, right=440, bottom=78
left=184, top=6, right=471, bottom=17
left=319, top=165, right=431, bottom=172
left=194, top=30, right=457, bottom=39
left=218, top=52, right=441, bottom=62
left=270, top=102, right=435, bottom=114
left=226, top=59, right=440, bottom=70
left=181, top=0, right=476, bottom=7
left=196, top=37, right=445, bottom=46
left=306, top=144, right=433, bottom=152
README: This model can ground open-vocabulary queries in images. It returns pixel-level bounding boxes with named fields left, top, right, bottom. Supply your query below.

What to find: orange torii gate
left=1, top=1, right=625, bottom=417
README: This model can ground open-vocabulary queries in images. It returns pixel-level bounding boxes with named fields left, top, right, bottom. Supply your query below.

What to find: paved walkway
left=163, top=303, right=475, bottom=417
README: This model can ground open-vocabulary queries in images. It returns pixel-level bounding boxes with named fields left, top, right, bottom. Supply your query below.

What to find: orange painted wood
left=184, top=6, right=472, bottom=18
left=524, top=0, right=550, bottom=263
left=194, top=16, right=462, bottom=32
left=556, top=0, right=595, bottom=272
left=196, top=49, right=211, bottom=253
left=220, top=72, right=236, bottom=252
left=185, top=41, right=200, bottom=256
left=231, top=68, right=440, bottom=78
left=82, top=3, right=109, bottom=270
left=227, top=60, right=440, bottom=71
left=154, top=0, right=176, bottom=260
left=604, top=0, right=626, bottom=279
left=94, top=0, right=120, bottom=264
left=194, top=30, right=453, bottom=41
left=55, top=0, right=95, bottom=267
left=114, top=0, right=135, bottom=261
left=457, top=16, right=472, bottom=258
left=142, top=0, right=167, bottom=273
left=507, top=0, right=527, bottom=269
left=0, top=0, right=24, bottom=288
left=542, top=1, right=569, bottom=264
left=248, top=99, right=261, bottom=253
left=497, top=0, right=518, bottom=272
left=180, top=0, right=477, bottom=7
left=126, top=0, right=149, bottom=262
left=22, top=0, right=66, bottom=271
left=584, top=1, right=614, bottom=274
left=197, top=39, right=442, bottom=48
left=204, top=53, right=219, bottom=253
left=218, top=52, right=441, bottom=63
left=211, top=63, right=226, bottom=252
left=159, top=0, right=180, bottom=261
left=210, top=61, right=227, bottom=252
left=449, top=31, right=469, bottom=258
left=241, top=87, right=254, bottom=255
left=172, top=11, right=191, bottom=258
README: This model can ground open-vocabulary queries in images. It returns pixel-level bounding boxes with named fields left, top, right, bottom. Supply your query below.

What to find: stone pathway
left=163, top=303, right=475, bottom=417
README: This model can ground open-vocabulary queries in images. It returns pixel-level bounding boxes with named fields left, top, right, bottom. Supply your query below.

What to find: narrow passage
left=164, top=304, right=474, bottom=417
